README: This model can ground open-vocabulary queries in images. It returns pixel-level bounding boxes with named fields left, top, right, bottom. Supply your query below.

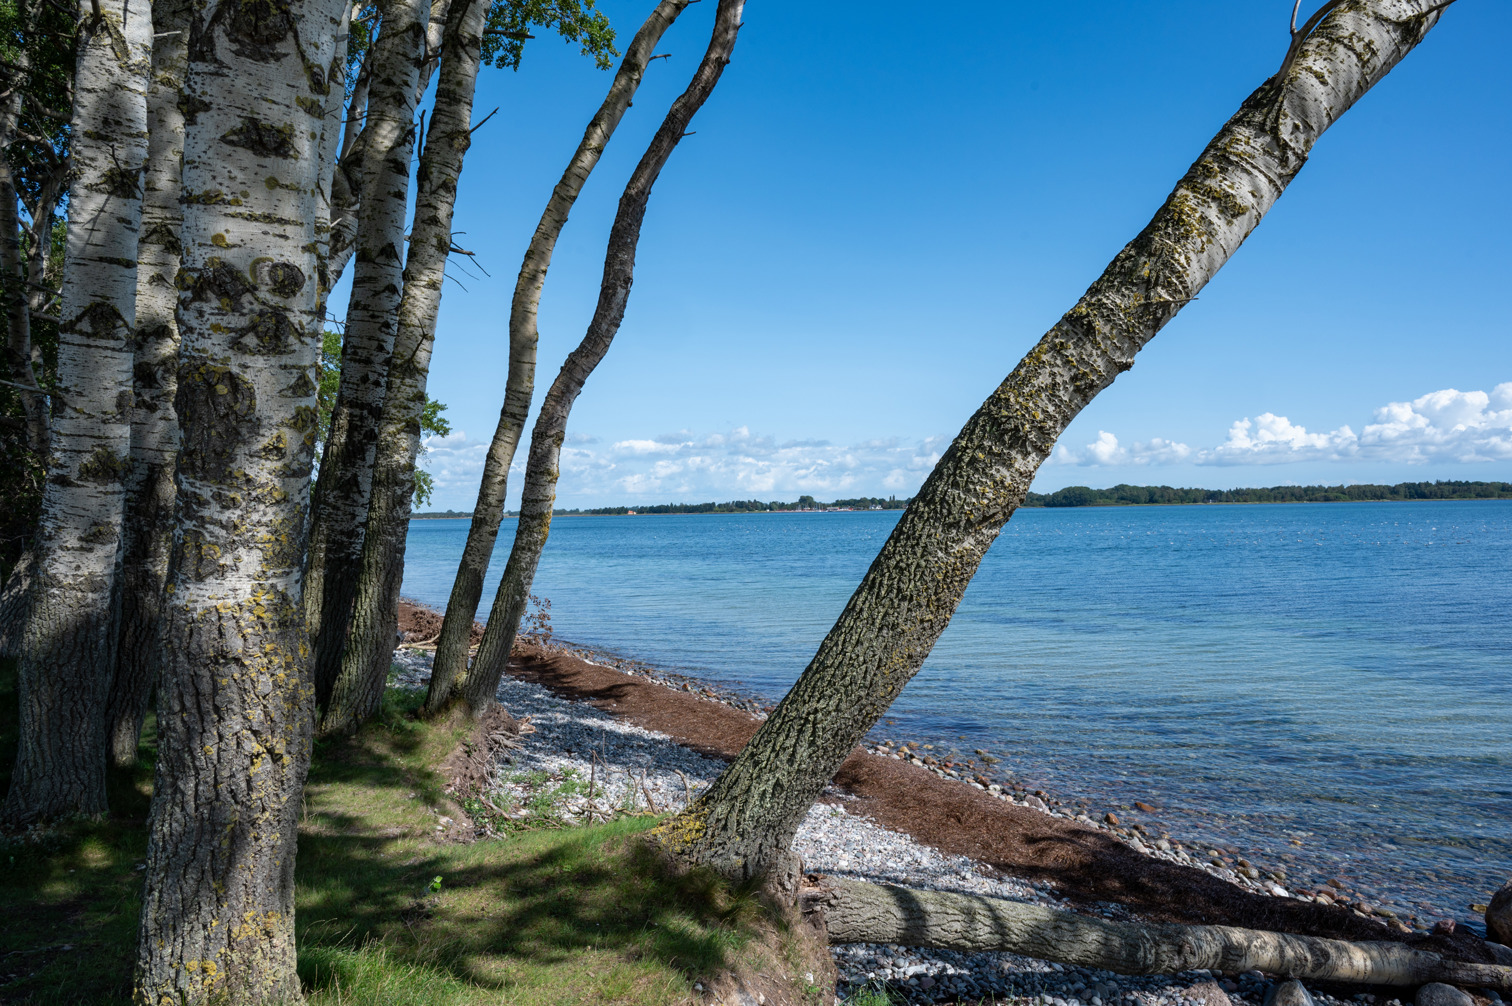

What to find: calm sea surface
left=401, top=501, right=1512, bottom=925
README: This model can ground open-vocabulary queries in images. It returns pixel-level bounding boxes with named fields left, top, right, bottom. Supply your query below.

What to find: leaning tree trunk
left=425, top=0, right=696, bottom=714
left=0, top=0, right=151, bottom=825
left=131, top=0, right=345, bottom=997
left=453, top=0, right=746, bottom=716
left=105, top=0, right=191, bottom=768
left=305, top=0, right=432, bottom=711
left=654, top=0, right=1456, bottom=893
left=321, top=0, right=490, bottom=734
left=807, top=878, right=1512, bottom=992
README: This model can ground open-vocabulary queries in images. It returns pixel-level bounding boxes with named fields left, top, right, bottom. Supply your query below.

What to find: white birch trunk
left=107, top=0, right=191, bottom=768
left=658, top=0, right=1457, bottom=891
left=132, top=0, right=345, bottom=995
left=809, top=878, right=1512, bottom=991
left=456, top=0, right=746, bottom=715
left=425, top=0, right=697, bottom=714
left=305, top=0, right=430, bottom=712
left=1, top=0, right=151, bottom=824
left=323, top=0, right=489, bottom=733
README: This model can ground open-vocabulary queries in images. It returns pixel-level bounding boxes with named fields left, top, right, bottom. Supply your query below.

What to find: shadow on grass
left=296, top=688, right=772, bottom=1005
left=2, top=669, right=772, bottom=1006
left=0, top=657, right=155, bottom=1005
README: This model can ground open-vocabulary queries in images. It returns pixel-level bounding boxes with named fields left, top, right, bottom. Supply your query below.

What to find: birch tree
left=320, top=0, right=492, bottom=733
left=1, top=0, right=150, bottom=823
left=305, top=0, right=432, bottom=711
left=655, top=0, right=1460, bottom=898
left=104, top=0, right=191, bottom=768
left=426, top=0, right=697, bottom=714
left=445, top=0, right=746, bottom=715
left=132, top=0, right=344, bottom=994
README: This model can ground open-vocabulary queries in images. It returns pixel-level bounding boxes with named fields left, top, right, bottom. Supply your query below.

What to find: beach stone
left=1415, top=985, right=1473, bottom=1006
left=1486, top=880, right=1512, bottom=945
left=1183, top=980, right=1233, bottom=1006
left=1263, top=979, right=1317, bottom=1006
left=1486, top=942, right=1512, bottom=967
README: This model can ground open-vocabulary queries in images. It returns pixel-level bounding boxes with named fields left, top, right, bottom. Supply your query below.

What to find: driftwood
left=803, top=878, right=1512, bottom=992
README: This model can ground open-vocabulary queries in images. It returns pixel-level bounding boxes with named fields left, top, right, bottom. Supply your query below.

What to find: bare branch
left=467, top=106, right=498, bottom=134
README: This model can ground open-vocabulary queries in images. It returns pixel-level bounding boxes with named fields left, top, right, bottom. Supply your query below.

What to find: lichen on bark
left=655, top=0, right=1455, bottom=888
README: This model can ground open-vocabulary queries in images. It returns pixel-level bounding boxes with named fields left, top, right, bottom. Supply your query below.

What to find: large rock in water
left=1263, top=980, right=1316, bottom=1006
left=1487, top=879, right=1512, bottom=945
left=1416, top=984, right=1474, bottom=1006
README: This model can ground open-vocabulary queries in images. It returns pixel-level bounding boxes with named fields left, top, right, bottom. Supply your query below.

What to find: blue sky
left=357, top=0, right=1512, bottom=510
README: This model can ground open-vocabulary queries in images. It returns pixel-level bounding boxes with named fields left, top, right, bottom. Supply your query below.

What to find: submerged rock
left=1263, top=979, right=1316, bottom=1006
left=1415, top=984, right=1473, bottom=1006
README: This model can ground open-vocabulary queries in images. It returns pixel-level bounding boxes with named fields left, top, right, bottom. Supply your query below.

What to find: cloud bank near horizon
left=1053, top=383, right=1512, bottom=468
left=420, top=384, right=1512, bottom=506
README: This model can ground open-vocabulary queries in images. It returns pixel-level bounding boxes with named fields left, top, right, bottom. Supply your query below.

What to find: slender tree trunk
left=1, top=58, right=48, bottom=455
left=312, top=1, right=355, bottom=324
left=454, top=0, right=745, bottom=715
left=1, top=0, right=151, bottom=825
left=807, top=878, right=1512, bottom=991
left=325, top=0, right=444, bottom=297
left=321, top=0, right=489, bottom=734
left=105, top=0, right=191, bottom=768
left=132, top=0, right=344, bottom=996
left=305, top=0, right=431, bottom=712
left=655, top=0, right=1456, bottom=893
left=425, top=0, right=696, bottom=714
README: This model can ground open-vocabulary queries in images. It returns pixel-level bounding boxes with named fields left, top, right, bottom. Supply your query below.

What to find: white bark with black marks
left=2, top=0, right=151, bottom=824
left=657, top=0, right=1457, bottom=890
left=132, top=0, right=344, bottom=995
left=456, top=0, right=746, bottom=714
left=808, top=878, right=1512, bottom=992
left=307, top=0, right=431, bottom=716
left=324, top=0, right=489, bottom=733
left=426, top=0, right=698, bottom=714
left=107, top=0, right=192, bottom=768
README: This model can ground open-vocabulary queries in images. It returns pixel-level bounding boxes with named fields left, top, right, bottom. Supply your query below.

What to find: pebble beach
left=388, top=645, right=1470, bottom=1006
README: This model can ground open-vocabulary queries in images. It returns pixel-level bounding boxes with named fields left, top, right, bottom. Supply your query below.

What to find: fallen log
left=803, top=878, right=1512, bottom=992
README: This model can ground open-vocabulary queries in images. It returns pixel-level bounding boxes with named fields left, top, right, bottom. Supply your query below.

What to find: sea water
left=400, top=500, right=1512, bottom=924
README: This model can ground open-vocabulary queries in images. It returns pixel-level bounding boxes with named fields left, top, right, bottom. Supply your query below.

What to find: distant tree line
left=413, top=481, right=1512, bottom=519
left=1022, top=480, right=1512, bottom=508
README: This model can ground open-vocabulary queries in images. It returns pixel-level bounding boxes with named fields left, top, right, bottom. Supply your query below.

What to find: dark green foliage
left=481, top=0, right=617, bottom=71
left=1025, top=480, right=1512, bottom=508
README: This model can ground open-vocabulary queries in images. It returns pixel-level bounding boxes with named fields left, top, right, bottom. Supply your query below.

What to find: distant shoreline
left=412, top=479, right=1512, bottom=519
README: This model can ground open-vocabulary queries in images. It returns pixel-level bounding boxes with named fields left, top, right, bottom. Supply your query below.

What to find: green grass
left=1, top=660, right=802, bottom=1005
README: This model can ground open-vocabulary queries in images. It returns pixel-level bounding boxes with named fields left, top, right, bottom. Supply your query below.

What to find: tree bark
left=655, top=0, right=1456, bottom=891
left=0, top=56, right=49, bottom=456
left=312, top=1, right=355, bottom=325
left=453, top=0, right=746, bottom=716
left=131, top=0, right=344, bottom=996
left=305, top=0, right=432, bottom=712
left=807, top=878, right=1512, bottom=992
left=106, top=0, right=191, bottom=769
left=0, top=550, right=36, bottom=659
left=426, top=0, right=696, bottom=715
left=1, top=0, right=151, bottom=825
left=321, top=0, right=490, bottom=734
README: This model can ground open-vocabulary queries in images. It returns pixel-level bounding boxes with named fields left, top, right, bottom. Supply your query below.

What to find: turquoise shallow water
left=401, top=500, right=1512, bottom=925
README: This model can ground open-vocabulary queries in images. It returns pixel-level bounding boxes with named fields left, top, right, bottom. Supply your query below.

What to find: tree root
left=801, top=877, right=1512, bottom=992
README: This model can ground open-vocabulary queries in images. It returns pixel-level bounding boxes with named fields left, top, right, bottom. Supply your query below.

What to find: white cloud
left=1054, top=431, right=1192, bottom=466
left=421, top=426, right=947, bottom=502
left=1051, top=383, right=1512, bottom=468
